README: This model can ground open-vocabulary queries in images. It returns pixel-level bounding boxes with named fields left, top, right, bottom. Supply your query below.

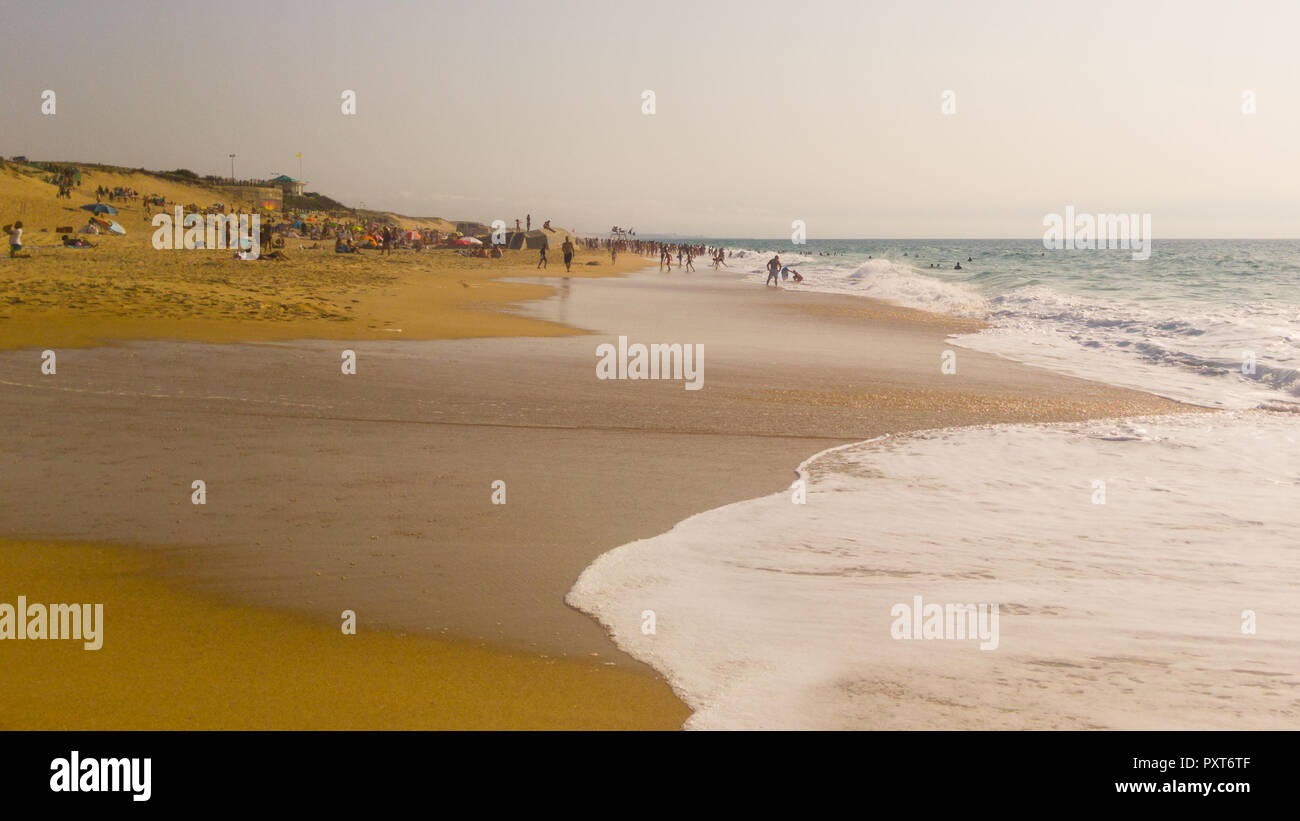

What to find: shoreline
left=0, top=262, right=1193, bottom=729
left=568, top=407, right=1300, bottom=730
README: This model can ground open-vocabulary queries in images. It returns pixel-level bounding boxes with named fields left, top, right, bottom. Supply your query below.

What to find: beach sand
left=2, top=164, right=1192, bottom=728
left=1, top=161, right=637, bottom=350
left=0, top=262, right=1187, bottom=728
left=0, top=539, right=688, bottom=730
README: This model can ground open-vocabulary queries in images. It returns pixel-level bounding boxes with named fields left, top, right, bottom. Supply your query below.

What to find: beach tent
left=81, top=203, right=118, bottom=215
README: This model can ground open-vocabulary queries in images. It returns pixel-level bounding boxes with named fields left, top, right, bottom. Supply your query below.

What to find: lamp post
left=229, top=154, right=236, bottom=181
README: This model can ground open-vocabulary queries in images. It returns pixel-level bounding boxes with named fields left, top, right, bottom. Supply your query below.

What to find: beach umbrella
left=453, top=237, right=474, bottom=246
left=464, top=237, right=484, bottom=245
left=81, top=203, right=118, bottom=215
left=403, top=230, right=422, bottom=240
left=101, top=220, right=125, bottom=235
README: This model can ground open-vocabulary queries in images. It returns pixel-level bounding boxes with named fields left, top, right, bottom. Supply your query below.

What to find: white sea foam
left=568, top=412, right=1300, bottom=729
left=731, top=249, right=1300, bottom=409
left=954, top=287, right=1300, bottom=409
left=738, top=253, right=987, bottom=317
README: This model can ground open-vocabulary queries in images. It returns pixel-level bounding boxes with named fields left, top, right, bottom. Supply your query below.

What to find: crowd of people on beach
left=95, top=185, right=139, bottom=203
left=46, top=166, right=82, bottom=199
left=9, top=163, right=825, bottom=282
left=574, top=236, right=734, bottom=272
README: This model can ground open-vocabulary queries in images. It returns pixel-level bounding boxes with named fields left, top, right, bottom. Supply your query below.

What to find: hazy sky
left=3, top=0, right=1298, bottom=237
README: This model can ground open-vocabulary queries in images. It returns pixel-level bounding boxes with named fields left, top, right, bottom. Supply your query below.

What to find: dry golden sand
left=0, top=161, right=642, bottom=349
left=0, top=539, right=689, bottom=730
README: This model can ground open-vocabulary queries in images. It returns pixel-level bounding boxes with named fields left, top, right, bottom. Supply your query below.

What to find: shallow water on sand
left=569, top=410, right=1300, bottom=729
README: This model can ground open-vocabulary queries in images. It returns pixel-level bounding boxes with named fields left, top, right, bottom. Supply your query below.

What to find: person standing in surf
left=766, top=255, right=781, bottom=286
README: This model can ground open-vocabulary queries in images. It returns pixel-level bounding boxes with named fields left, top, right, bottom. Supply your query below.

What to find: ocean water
left=704, top=239, right=1300, bottom=409
left=568, top=239, right=1300, bottom=729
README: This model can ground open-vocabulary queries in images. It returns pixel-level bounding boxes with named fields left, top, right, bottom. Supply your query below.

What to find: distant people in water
left=954, top=262, right=962, bottom=270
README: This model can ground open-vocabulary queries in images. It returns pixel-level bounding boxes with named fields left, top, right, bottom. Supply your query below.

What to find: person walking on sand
left=537, top=239, right=549, bottom=269
left=561, top=236, right=575, bottom=272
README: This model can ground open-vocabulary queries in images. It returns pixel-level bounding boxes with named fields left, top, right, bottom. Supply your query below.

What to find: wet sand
left=0, top=269, right=1185, bottom=673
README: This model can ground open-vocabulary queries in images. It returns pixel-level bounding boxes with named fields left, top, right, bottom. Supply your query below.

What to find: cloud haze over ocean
left=2, top=0, right=1299, bottom=237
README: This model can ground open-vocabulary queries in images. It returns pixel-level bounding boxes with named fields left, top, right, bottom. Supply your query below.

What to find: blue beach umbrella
left=81, top=203, right=119, bottom=215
